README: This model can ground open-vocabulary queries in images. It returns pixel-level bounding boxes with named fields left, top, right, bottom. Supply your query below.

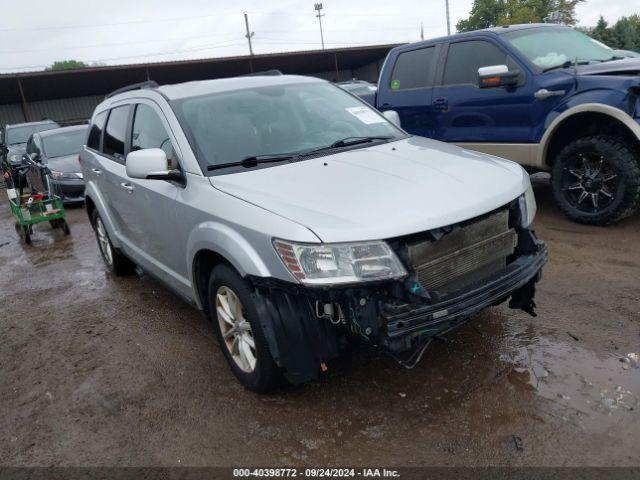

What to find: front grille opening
left=406, top=209, right=517, bottom=294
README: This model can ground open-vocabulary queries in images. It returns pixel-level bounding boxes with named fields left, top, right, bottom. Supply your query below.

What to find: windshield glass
left=42, top=129, right=87, bottom=157
left=172, top=82, right=403, bottom=169
left=6, top=123, right=58, bottom=145
left=503, top=27, right=615, bottom=70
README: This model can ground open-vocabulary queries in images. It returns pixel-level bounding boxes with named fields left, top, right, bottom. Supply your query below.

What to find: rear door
left=431, top=38, right=534, bottom=146
left=377, top=44, right=440, bottom=138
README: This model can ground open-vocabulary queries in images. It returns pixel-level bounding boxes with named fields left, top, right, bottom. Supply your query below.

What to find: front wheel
left=207, top=264, right=282, bottom=393
left=551, top=135, right=640, bottom=225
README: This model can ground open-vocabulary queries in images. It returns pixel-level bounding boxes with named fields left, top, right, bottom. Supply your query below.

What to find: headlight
left=9, top=154, right=20, bottom=163
left=273, top=239, right=407, bottom=285
left=519, top=182, right=537, bottom=227
left=51, top=171, right=82, bottom=180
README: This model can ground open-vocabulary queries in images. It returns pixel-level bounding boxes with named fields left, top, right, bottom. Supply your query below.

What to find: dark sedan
left=26, top=125, right=88, bottom=204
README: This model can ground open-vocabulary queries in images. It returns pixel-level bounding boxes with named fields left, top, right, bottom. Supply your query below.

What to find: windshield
left=42, top=129, right=87, bottom=157
left=503, top=27, right=616, bottom=70
left=6, top=123, right=58, bottom=145
left=172, top=82, right=403, bottom=169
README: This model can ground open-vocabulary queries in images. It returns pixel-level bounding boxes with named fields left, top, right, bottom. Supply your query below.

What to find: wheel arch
left=541, top=104, right=640, bottom=168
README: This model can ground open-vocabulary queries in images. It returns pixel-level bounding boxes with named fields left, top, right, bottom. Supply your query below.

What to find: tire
left=58, top=218, right=70, bottom=235
left=551, top=135, right=640, bottom=225
left=91, top=210, right=134, bottom=275
left=23, top=225, right=31, bottom=244
left=207, top=264, right=282, bottom=393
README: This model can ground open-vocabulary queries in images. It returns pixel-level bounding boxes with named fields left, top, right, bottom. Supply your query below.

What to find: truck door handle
left=91, top=168, right=102, bottom=176
left=534, top=88, right=565, bottom=100
left=120, top=182, right=134, bottom=193
left=380, top=103, right=393, bottom=108
left=433, top=97, right=449, bottom=112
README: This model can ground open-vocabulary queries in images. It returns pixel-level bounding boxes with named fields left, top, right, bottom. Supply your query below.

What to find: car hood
left=576, top=58, right=640, bottom=76
left=46, top=154, right=81, bottom=173
left=210, top=136, right=529, bottom=243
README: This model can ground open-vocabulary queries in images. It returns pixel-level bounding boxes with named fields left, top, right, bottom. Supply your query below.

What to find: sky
left=0, top=0, right=633, bottom=73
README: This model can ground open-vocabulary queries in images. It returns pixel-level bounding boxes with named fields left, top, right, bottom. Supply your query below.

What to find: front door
left=115, top=101, right=185, bottom=289
left=431, top=39, right=534, bottom=146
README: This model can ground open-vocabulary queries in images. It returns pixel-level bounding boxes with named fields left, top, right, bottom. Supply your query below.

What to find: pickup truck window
left=390, top=47, right=435, bottom=90
left=103, top=105, right=129, bottom=159
left=503, top=26, right=616, bottom=70
left=443, top=40, right=508, bottom=87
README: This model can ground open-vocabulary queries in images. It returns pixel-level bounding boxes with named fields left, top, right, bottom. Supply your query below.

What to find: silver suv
left=81, top=74, right=547, bottom=392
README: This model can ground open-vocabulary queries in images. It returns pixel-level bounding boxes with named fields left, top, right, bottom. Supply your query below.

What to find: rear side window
left=103, top=105, right=129, bottom=158
left=443, top=40, right=509, bottom=86
left=87, top=111, right=107, bottom=150
left=389, top=47, right=436, bottom=90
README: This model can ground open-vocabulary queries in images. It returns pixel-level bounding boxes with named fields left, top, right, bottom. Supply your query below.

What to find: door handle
left=380, top=103, right=393, bottom=108
left=91, top=168, right=102, bottom=176
left=534, top=88, right=565, bottom=100
left=433, top=97, right=449, bottom=112
left=120, top=182, right=134, bottom=193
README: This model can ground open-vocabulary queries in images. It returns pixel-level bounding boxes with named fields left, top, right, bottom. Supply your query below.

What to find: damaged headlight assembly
left=273, top=239, right=407, bottom=285
left=519, top=182, right=537, bottom=227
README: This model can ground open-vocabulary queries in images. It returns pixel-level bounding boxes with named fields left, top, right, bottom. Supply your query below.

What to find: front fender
left=538, top=102, right=640, bottom=166
left=186, top=221, right=276, bottom=289
left=84, top=180, right=123, bottom=249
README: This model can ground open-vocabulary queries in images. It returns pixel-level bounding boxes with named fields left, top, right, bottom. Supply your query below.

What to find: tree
left=456, top=0, right=584, bottom=33
left=584, top=14, right=640, bottom=50
left=47, top=60, right=89, bottom=71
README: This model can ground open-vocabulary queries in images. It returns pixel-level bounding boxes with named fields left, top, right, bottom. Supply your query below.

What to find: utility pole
left=314, top=3, right=325, bottom=50
left=420, top=21, right=424, bottom=40
left=244, top=12, right=254, bottom=55
left=445, top=0, right=451, bottom=35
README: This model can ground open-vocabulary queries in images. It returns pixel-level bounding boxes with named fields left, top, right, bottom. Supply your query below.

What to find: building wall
left=0, top=58, right=384, bottom=127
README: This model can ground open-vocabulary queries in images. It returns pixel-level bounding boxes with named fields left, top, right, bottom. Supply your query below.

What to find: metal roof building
left=0, top=44, right=398, bottom=126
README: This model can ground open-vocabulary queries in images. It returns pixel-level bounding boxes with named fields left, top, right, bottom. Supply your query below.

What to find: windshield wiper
left=299, top=136, right=394, bottom=156
left=542, top=59, right=592, bottom=73
left=207, top=153, right=296, bottom=171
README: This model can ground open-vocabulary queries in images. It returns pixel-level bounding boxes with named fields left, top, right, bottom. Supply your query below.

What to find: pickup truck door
left=430, top=38, right=536, bottom=155
left=377, top=44, right=440, bottom=138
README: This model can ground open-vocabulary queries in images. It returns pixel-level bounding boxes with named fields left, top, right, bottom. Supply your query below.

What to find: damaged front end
left=250, top=199, right=547, bottom=385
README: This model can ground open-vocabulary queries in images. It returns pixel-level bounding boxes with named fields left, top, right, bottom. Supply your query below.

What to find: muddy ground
left=0, top=176, right=638, bottom=467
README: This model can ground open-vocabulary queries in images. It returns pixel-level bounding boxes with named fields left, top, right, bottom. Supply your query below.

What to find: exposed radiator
left=408, top=210, right=517, bottom=293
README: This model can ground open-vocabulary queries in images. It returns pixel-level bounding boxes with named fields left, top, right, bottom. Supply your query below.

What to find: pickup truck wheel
left=208, top=265, right=282, bottom=393
left=551, top=135, right=640, bottom=225
left=91, top=210, right=135, bottom=276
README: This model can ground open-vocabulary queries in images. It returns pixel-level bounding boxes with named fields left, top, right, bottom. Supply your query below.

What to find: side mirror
left=126, top=148, right=183, bottom=182
left=382, top=110, right=402, bottom=128
left=478, top=65, right=520, bottom=89
left=30, top=152, right=41, bottom=163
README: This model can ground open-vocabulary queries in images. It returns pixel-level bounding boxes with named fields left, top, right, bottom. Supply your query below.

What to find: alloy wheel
left=561, top=152, right=619, bottom=212
left=215, top=285, right=257, bottom=373
left=95, top=217, right=113, bottom=267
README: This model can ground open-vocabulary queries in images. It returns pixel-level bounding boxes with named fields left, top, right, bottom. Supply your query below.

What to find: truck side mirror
left=478, top=65, right=520, bottom=89
left=382, top=110, right=402, bottom=128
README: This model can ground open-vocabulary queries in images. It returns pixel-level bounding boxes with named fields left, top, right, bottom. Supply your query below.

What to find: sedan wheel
left=215, top=285, right=257, bottom=373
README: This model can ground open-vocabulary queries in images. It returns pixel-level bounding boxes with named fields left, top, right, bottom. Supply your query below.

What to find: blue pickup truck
left=361, top=23, right=640, bottom=225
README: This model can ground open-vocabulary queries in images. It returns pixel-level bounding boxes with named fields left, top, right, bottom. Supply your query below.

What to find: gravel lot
left=1, top=176, right=639, bottom=467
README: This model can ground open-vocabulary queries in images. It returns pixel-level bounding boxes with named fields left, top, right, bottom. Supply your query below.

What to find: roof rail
left=105, top=80, right=159, bottom=99
left=240, top=69, right=283, bottom=77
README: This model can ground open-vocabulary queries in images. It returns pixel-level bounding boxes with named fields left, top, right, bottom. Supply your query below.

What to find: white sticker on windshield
left=345, top=106, right=386, bottom=124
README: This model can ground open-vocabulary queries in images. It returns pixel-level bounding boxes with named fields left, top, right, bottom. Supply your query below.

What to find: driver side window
left=131, top=104, right=177, bottom=169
